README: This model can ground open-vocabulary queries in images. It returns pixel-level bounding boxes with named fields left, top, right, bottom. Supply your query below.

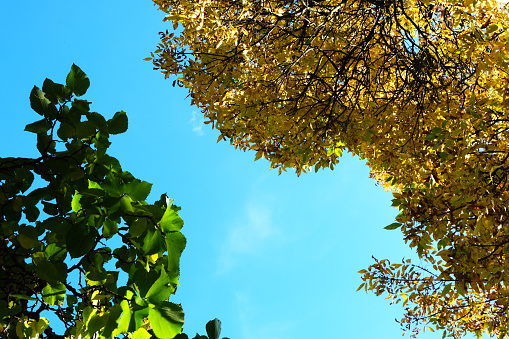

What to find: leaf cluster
left=0, top=65, right=188, bottom=339
left=175, top=318, right=230, bottom=339
left=149, top=0, right=509, bottom=337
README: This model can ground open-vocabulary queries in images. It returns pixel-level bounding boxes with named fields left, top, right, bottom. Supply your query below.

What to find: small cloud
left=229, top=204, right=272, bottom=252
left=217, top=202, right=279, bottom=273
left=190, top=110, right=205, bottom=135
left=235, top=290, right=292, bottom=339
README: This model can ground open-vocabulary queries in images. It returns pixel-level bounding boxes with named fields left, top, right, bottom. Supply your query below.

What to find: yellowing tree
left=149, top=0, right=509, bottom=337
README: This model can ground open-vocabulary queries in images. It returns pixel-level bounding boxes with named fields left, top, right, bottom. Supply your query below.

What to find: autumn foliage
left=150, top=0, right=509, bottom=337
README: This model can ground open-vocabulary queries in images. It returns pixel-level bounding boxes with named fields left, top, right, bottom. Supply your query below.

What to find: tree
left=0, top=65, right=227, bottom=339
left=149, top=0, right=509, bottom=337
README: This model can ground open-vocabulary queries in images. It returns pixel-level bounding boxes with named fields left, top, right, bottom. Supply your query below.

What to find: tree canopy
left=150, top=0, right=509, bottom=337
left=0, top=65, right=227, bottom=339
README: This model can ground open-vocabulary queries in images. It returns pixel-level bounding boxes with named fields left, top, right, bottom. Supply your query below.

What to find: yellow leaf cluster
left=151, top=0, right=509, bottom=336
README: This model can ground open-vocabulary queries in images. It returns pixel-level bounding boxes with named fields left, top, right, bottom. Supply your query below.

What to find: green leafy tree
left=0, top=65, right=223, bottom=339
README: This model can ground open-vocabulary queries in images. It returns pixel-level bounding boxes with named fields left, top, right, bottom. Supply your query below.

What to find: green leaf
left=14, top=167, right=35, bottom=193
left=17, top=233, right=40, bottom=249
left=44, top=243, right=67, bottom=261
left=24, top=119, right=52, bottom=134
left=66, top=64, right=90, bottom=96
left=131, top=267, right=159, bottom=298
left=125, top=180, right=152, bottom=201
left=384, top=222, right=401, bottom=230
left=67, top=295, right=78, bottom=308
left=66, top=223, right=98, bottom=258
left=57, top=122, right=76, bottom=140
left=206, top=319, right=222, bottom=339
left=12, top=196, right=23, bottom=212
left=95, top=133, right=111, bottom=157
left=24, top=203, right=40, bottom=222
left=391, top=199, right=401, bottom=207
left=142, top=229, right=166, bottom=256
left=417, top=242, right=424, bottom=257
left=437, top=238, right=448, bottom=250
left=42, top=282, right=66, bottom=305
left=439, top=152, right=450, bottom=162
left=441, top=284, right=452, bottom=297
left=114, top=299, right=133, bottom=335
left=70, top=99, right=91, bottom=116
left=133, top=306, right=150, bottom=330
left=36, top=133, right=54, bottom=155
left=86, top=268, right=107, bottom=285
left=42, top=78, right=71, bottom=104
left=148, top=302, right=184, bottom=339
left=159, top=206, right=184, bottom=232
left=486, top=24, right=499, bottom=34
left=35, top=260, right=59, bottom=285
left=132, top=327, right=152, bottom=339
left=130, top=218, right=148, bottom=238
left=114, top=246, right=137, bottom=272
left=120, top=196, right=134, bottom=212
left=88, top=312, right=109, bottom=334
left=75, top=121, right=97, bottom=138
left=108, top=111, right=128, bottom=134
left=165, top=232, right=186, bottom=276
left=71, top=191, right=82, bottom=213
left=30, top=86, right=58, bottom=117
left=0, top=300, right=22, bottom=319
left=145, top=269, right=174, bottom=303
left=102, top=219, right=118, bottom=239
left=425, top=127, right=443, bottom=141
left=455, top=281, right=465, bottom=296
left=28, top=187, right=52, bottom=202
left=10, top=294, right=37, bottom=301
left=42, top=201, right=59, bottom=216
left=87, top=112, right=108, bottom=131
left=31, top=318, right=50, bottom=337
left=83, top=306, right=97, bottom=328
left=101, top=304, right=123, bottom=338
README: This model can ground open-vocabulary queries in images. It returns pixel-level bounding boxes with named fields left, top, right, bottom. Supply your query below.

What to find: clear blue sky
left=0, top=1, right=458, bottom=338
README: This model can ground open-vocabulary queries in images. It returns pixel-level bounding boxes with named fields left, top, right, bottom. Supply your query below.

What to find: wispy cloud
left=190, top=110, right=205, bottom=135
left=217, top=202, right=280, bottom=273
left=235, top=290, right=293, bottom=339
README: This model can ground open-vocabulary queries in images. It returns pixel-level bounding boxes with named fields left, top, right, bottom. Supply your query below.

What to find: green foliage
left=383, top=223, right=401, bottom=230
left=174, top=319, right=229, bottom=339
left=0, top=65, right=192, bottom=338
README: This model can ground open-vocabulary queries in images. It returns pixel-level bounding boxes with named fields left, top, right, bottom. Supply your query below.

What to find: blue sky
left=0, top=1, right=457, bottom=338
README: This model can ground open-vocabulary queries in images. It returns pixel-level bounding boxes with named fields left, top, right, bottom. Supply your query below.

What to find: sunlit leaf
left=159, top=206, right=184, bottom=232
left=165, top=232, right=186, bottom=276
left=142, top=229, right=166, bottom=256
left=42, top=283, right=66, bottom=305
left=145, top=269, right=174, bottom=303
left=132, top=327, right=152, bottom=339
left=148, top=302, right=184, bottom=339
